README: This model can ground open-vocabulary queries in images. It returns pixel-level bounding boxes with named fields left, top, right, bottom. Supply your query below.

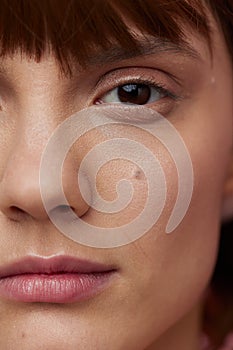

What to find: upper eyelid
left=94, top=69, right=160, bottom=92
left=91, top=68, right=183, bottom=102
left=100, top=79, right=167, bottom=92
left=93, top=65, right=183, bottom=90
left=102, top=81, right=175, bottom=97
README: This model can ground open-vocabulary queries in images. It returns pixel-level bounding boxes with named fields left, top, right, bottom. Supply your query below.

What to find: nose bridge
left=0, top=89, right=90, bottom=222
left=0, top=134, right=48, bottom=219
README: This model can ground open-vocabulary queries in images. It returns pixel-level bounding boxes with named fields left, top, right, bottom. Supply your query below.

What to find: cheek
left=181, top=72, right=233, bottom=234
left=85, top=159, right=148, bottom=227
left=106, top=94, right=232, bottom=340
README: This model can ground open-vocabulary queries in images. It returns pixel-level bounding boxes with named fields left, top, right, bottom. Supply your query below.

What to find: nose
left=0, top=138, right=90, bottom=222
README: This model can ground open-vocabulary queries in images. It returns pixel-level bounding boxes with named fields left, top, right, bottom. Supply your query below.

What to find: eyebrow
left=0, top=37, right=203, bottom=77
left=87, top=37, right=202, bottom=65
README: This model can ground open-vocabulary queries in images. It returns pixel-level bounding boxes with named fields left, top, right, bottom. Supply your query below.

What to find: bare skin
left=0, top=10, right=232, bottom=350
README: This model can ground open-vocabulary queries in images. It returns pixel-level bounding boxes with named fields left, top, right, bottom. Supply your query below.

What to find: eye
left=96, top=82, right=170, bottom=106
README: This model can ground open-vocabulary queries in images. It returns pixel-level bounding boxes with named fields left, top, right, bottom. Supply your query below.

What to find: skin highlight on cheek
left=39, top=104, right=194, bottom=248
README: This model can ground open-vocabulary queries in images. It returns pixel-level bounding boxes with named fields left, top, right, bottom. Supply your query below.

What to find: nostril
left=6, top=206, right=26, bottom=221
left=47, top=204, right=78, bottom=223
left=49, top=204, right=76, bottom=215
left=56, top=205, right=75, bottom=213
left=10, top=206, right=25, bottom=214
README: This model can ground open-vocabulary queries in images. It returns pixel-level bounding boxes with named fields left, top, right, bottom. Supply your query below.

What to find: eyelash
left=135, top=79, right=179, bottom=99
left=94, top=76, right=181, bottom=106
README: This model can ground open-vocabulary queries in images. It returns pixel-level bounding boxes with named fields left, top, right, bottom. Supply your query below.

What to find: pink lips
left=0, top=256, right=117, bottom=303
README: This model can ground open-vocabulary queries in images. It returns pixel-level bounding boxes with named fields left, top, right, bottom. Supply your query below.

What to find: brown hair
left=0, top=0, right=232, bottom=348
left=1, top=0, right=232, bottom=72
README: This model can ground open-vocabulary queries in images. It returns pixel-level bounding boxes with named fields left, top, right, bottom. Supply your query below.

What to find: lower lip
left=0, top=271, right=116, bottom=303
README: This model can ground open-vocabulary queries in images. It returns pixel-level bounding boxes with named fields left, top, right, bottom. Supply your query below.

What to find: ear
left=222, top=156, right=233, bottom=222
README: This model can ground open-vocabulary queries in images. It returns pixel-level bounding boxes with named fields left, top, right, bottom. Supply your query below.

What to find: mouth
left=0, top=255, right=118, bottom=303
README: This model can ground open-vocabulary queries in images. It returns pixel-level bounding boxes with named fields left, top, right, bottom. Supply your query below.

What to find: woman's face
left=0, top=10, right=232, bottom=350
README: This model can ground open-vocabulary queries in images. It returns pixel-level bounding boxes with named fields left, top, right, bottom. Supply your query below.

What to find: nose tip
left=0, top=147, right=90, bottom=223
left=0, top=154, right=50, bottom=221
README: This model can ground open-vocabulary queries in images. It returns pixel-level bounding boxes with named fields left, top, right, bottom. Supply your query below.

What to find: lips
left=0, top=255, right=118, bottom=303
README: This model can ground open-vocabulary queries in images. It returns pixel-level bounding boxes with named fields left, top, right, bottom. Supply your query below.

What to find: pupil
left=118, top=84, right=151, bottom=105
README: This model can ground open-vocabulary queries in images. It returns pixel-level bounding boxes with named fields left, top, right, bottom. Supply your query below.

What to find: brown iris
left=117, top=84, right=151, bottom=105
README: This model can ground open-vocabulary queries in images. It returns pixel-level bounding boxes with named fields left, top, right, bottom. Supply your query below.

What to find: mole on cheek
left=133, top=169, right=143, bottom=180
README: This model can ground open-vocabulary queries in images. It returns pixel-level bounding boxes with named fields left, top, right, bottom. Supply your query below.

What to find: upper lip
left=0, top=255, right=117, bottom=278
